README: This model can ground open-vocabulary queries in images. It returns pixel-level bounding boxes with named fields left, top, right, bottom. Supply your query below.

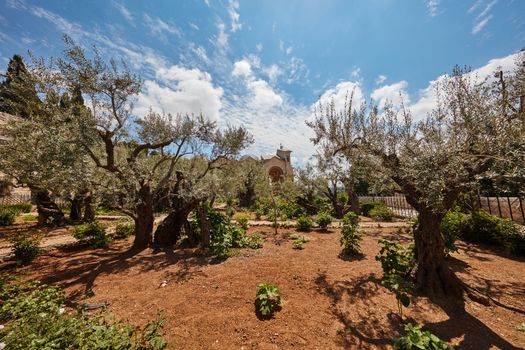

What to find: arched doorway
left=268, top=166, right=284, bottom=182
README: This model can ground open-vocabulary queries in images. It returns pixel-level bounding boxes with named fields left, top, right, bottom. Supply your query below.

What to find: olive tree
left=308, top=65, right=525, bottom=297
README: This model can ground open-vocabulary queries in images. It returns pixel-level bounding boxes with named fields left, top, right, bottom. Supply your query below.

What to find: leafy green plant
left=369, top=204, right=393, bottom=221
left=235, top=212, right=250, bottom=229
left=72, top=221, right=111, bottom=248
left=292, top=235, right=309, bottom=250
left=296, top=215, right=313, bottom=232
left=225, top=206, right=236, bottom=218
left=0, top=203, right=32, bottom=213
left=376, top=239, right=415, bottom=319
left=360, top=201, right=381, bottom=216
left=22, top=214, right=38, bottom=222
left=340, top=212, right=362, bottom=256
left=0, top=279, right=167, bottom=350
left=517, top=323, right=525, bottom=333
left=114, top=223, right=135, bottom=239
left=0, top=208, right=16, bottom=226
left=255, top=209, right=263, bottom=220
left=11, top=236, right=41, bottom=265
left=244, top=233, right=264, bottom=249
left=255, top=283, right=282, bottom=318
left=440, top=211, right=469, bottom=255
left=316, top=211, right=333, bottom=230
left=393, top=323, right=454, bottom=350
left=202, top=209, right=249, bottom=259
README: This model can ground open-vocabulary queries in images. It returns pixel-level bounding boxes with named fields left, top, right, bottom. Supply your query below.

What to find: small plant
left=114, top=223, right=135, bottom=239
left=72, top=221, right=111, bottom=248
left=235, top=213, right=250, bottom=229
left=0, top=208, right=16, bottom=226
left=0, top=279, right=167, bottom=350
left=440, top=211, right=468, bottom=255
left=316, top=211, right=333, bottom=230
left=340, top=212, right=362, bottom=256
left=0, top=203, right=32, bottom=213
left=255, top=283, right=282, bottom=318
left=369, top=204, right=393, bottom=221
left=292, top=235, right=309, bottom=250
left=296, top=215, right=313, bottom=232
left=22, top=214, right=38, bottom=222
left=244, top=233, right=264, bottom=249
left=393, top=323, right=454, bottom=350
left=376, top=239, right=415, bottom=319
left=255, top=209, right=263, bottom=220
left=11, top=237, right=41, bottom=265
left=517, top=323, right=525, bottom=333
left=225, top=206, right=236, bottom=218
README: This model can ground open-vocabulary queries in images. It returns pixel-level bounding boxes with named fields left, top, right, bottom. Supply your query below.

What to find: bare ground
left=1, top=222, right=525, bottom=349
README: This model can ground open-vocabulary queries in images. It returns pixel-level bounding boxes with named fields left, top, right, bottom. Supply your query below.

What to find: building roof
left=262, top=154, right=281, bottom=161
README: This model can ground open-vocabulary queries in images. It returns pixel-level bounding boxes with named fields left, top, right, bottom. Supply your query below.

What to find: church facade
left=261, top=146, right=293, bottom=182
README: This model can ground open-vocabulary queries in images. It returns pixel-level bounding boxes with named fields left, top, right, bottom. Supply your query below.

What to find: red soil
left=3, top=224, right=525, bottom=349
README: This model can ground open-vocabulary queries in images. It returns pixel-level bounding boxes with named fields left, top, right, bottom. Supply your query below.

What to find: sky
left=0, top=0, right=524, bottom=165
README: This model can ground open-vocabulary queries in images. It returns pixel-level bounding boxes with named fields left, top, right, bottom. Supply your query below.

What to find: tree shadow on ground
left=31, top=243, right=220, bottom=303
left=314, top=272, right=393, bottom=349
left=424, top=295, right=523, bottom=350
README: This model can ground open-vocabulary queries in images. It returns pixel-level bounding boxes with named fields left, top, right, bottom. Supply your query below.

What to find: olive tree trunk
left=132, top=185, right=154, bottom=250
left=69, top=195, right=83, bottom=221
left=153, top=201, right=196, bottom=246
left=413, top=207, right=464, bottom=298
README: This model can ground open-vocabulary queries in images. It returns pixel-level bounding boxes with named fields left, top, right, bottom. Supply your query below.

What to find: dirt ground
left=2, top=222, right=525, bottom=350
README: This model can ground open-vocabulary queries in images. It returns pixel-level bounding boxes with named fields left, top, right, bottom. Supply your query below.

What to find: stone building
left=262, top=145, right=294, bottom=182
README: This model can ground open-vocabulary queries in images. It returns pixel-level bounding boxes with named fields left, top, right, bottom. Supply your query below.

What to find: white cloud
left=228, top=0, right=242, bottom=32
left=247, top=79, right=283, bottom=110
left=112, top=1, right=133, bottom=23
left=426, top=0, right=440, bottom=17
left=472, top=14, right=492, bottom=34
left=188, top=22, right=199, bottom=30
left=316, top=81, right=365, bottom=112
left=232, top=59, right=252, bottom=77
left=351, top=67, right=361, bottom=79
left=371, top=81, right=409, bottom=108
left=143, top=14, right=181, bottom=38
left=375, top=74, right=387, bottom=85
left=263, top=64, right=283, bottom=84
left=477, top=0, right=497, bottom=20
left=135, top=66, right=224, bottom=121
left=256, top=43, right=263, bottom=52
left=204, top=0, right=211, bottom=6
left=215, top=21, right=229, bottom=51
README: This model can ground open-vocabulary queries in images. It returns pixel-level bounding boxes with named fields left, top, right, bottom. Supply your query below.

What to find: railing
left=359, top=194, right=525, bottom=224
left=0, top=194, right=67, bottom=208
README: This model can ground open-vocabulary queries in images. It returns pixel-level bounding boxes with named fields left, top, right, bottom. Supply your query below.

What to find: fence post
left=496, top=195, right=503, bottom=218
left=507, top=196, right=514, bottom=221
left=487, top=197, right=492, bottom=215
left=519, top=196, right=525, bottom=224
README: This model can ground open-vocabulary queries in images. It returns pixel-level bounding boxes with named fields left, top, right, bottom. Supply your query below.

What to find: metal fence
left=0, top=194, right=66, bottom=208
left=359, top=194, right=525, bottom=224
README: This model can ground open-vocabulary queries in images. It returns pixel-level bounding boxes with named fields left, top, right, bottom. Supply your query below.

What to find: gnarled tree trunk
left=153, top=200, right=196, bottom=245
left=33, top=189, right=65, bottom=226
left=347, top=190, right=360, bottom=215
left=413, top=207, right=464, bottom=298
left=133, top=185, right=154, bottom=250
left=196, top=202, right=211, bottom=248
left=69, top=195, right=82, bottom=221
left=83, top=194, right=95, bottom=222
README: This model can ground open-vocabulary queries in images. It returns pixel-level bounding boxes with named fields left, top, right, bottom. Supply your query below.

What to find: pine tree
left=0, top=54, right=41, bottom=119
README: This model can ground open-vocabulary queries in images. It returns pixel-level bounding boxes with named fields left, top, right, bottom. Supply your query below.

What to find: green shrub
left=291, top=235, right=309, bottom=250
left=255, top=209, right=263, bottom=220
left=340, top=212, right=361, bottom=255
left=440, top=211, right=469, bottom=255
left=0, top=208, right=16, bottom=226
left=235, top=213, right=250, bottom=229
left=225, top=206, right=236, bottom=218
left=0, top=203, right=32, bottom=213
left=296, top=215, right=313, bottom=232
left=0, top=279, right=167, bottom=350
left=114, top=223, right=135, bottom=239
left=369, top=204, right=394, bottom=221
left=376, top=239, right=415, bottom=319
left=278, top=200, right=305, bottom=220
left=393, top=323, right=454, bottom=350
left=244, top=233, right=264, bottom=249
left=12, top=237, right=41, bottom=265
left=204, top=209, right=247, bottom=258
left=316, top=211, right=333, bottom=229
left=22, top=214, right=38, bottom=222
left=360, top=201, right=380, bottom=216
left=441, top=209, right=525, bottom=256
left=72, top=221, right=111, bottom=248
left=255, top=283, right=282, bottom=318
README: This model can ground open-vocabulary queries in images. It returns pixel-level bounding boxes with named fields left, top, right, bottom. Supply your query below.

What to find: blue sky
left=0, top=0, right=524, bottom=164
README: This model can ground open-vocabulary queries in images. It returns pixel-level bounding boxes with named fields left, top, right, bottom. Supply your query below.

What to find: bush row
left=361, top=201, right=394, bottom=221
left=441, top=209, right=525, bottom=256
